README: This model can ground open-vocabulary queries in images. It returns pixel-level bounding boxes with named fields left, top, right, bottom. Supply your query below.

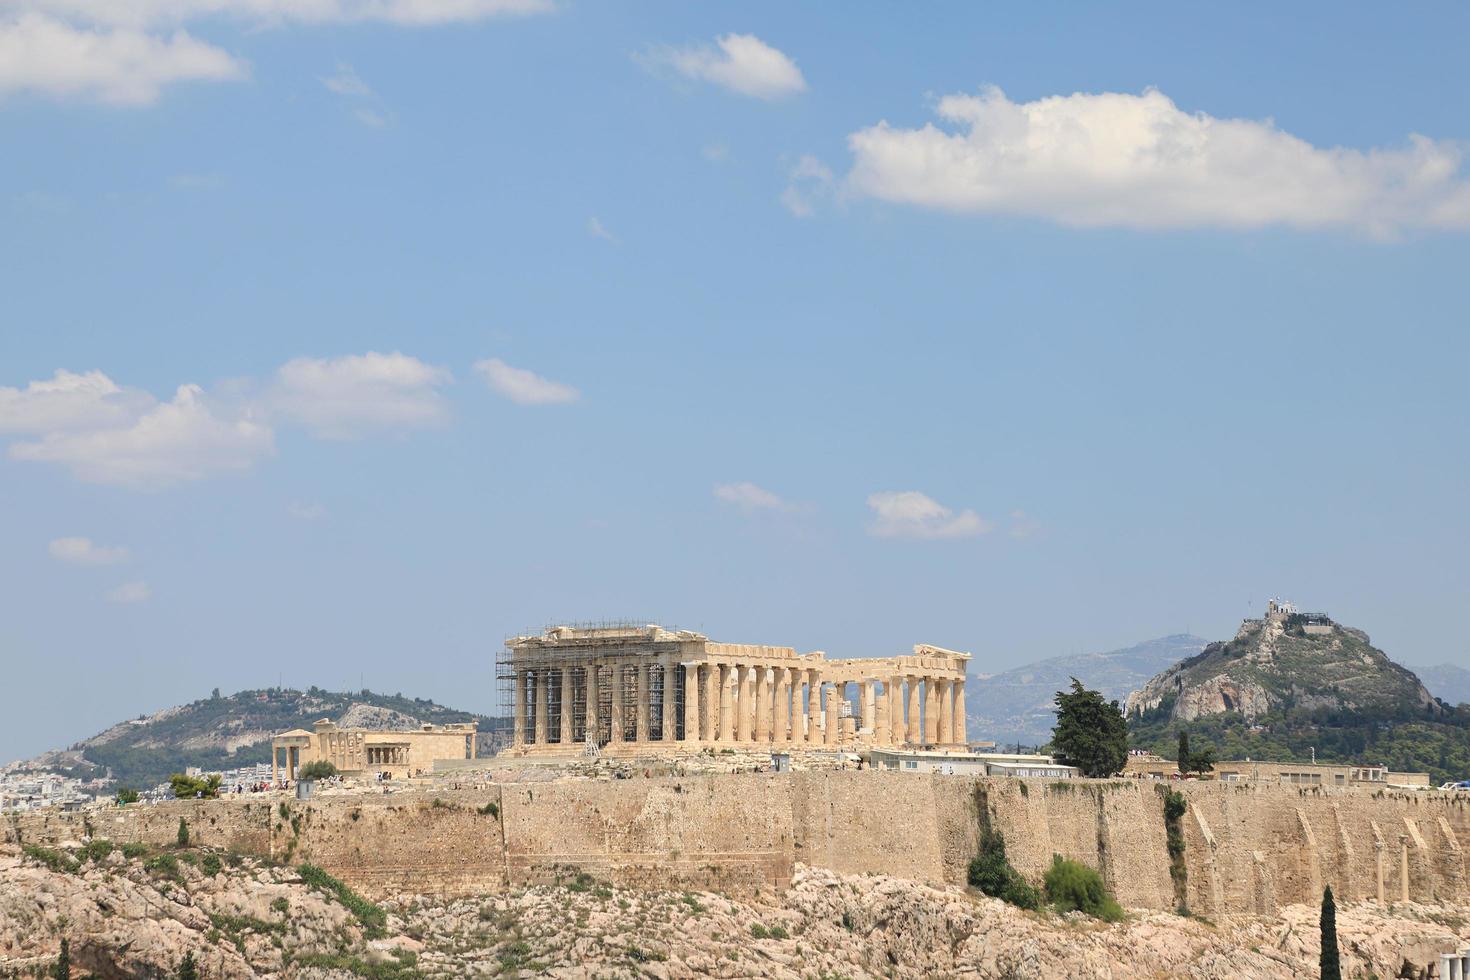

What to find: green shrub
left=1042, top=855, right=1124, bottom=922
left=271, top=897, right=290, bottom=915
left=50, top=937, right=70, bottom=980
left=297, top=760, right=338, bottom=781
left=122, top=842, right=149, bottom=859
left=176, top=951, right=198, bottom=980
left=768, top=925, right=789, bottom=940
left=169, top=773, right=221, bottom=800
left=201, top=853, right=222, bottom=877
left=115, top=787, right=140, bottom=805
left=23, top=844, right=78, bottom=874
left=298, top=863, right=386, bottom=937
left=145, top=853, right=184, bottom=884
left=477, top=801, right=499, bottom=818
left=176, top=817, right=190, bottom=847
left=82, top=839, right=114, bottom=863
left=567, top=872, right=596, bottom=893
left=749, top=923, right=769, bottom=939
left=967, top=829, right=1040, bottom=910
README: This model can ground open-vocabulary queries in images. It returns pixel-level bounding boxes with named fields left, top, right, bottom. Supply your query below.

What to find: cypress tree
left=50, top=938, right=70, bottom=980
left=176, top=817, right=189, bottom=848
left=1320, top=885, right=1341, bottom=980
left=1177, top=731, right=1191, bottom=774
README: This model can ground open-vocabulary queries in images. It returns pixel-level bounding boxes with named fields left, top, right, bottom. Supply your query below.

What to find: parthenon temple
left=499, top=625, right=970, bottom=755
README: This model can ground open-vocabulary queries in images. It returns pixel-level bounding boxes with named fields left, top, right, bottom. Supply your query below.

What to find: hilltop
left=26, top=687, right=494, bottom=790
left=1126, top=602, right=1470, bottom=784
left=966, top=634, right=1205, bottom=746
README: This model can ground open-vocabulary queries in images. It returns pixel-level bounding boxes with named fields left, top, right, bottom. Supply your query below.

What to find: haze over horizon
left=4, top=3, right=1469, bottom=762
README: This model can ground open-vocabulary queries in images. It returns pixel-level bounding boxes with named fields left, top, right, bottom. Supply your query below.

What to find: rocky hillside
left=3, top=842, right=1466, bottom=979
left=967, top=634, right=1204, bottom=746
left=28, top=688, right=494, bottom=790
left=1125, top=605, right=1438, bottom=724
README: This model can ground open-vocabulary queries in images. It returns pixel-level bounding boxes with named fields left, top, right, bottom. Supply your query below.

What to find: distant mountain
left=1125, top=602, right=1470, bottom=785
left=966, top=634, right=1206, bottom=747
left=27, top=687, right=495, bottom=790
left=1412, top=663, right=1470, bottom=707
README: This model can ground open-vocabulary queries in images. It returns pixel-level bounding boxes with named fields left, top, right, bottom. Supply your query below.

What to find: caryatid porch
left=501, top=626, right=970, bottom=755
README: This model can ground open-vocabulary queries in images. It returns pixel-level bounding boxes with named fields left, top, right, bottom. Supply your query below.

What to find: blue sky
left=3, top=3, right=1469, bottom=761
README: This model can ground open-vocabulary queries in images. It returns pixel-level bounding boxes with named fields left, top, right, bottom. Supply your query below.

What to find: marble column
left=755, top=666, right=770, bottom=742
left=719, top=665, right=735, bottom=742
left=937, top=678, right=952, bottom=745
left=954, top=679, right=967, bottom=746
left=924, top=678, right=940, bottom=743
left=534, top=670, right=549, bottom=745
left=906, top=675, right=921, bottom=744
left=806, top=671, right=821, bottom=745
left=774, top=668, right=790, bottom=743
left=635, top=665, right=650, bottom=742
left=824, top=686, right=839, bottom=747
left=738, top=665, right=755, bottom=742
left=858, top=682, right=872, bottom=733
left=704, top=664, right=720, bottom=741
left=663, top=662, right=678, bottom=740
left=610, top=664, right=624, bottom=744
left=585, top=664, right=599, bottom=744
left=560, top=666, right=574, bottom=744
left=513, top=669, right=528, bottom=747
left=875, top=688, right=890, bottom=744
left=683, top=664, right=700, bottom=745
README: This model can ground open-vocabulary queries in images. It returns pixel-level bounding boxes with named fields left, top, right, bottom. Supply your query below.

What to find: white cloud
left=587, top=216, right=619, bottom=244
left=105, top=580, right=151, bottom=603
left=352, top=106, right=391, bottom=128
left=781, top=154, right=833, bottom=218
left=846, top=86, right=1470, bottom=236
left=2, top=0, right=553, bottom=28
left=713, top=481, right=793, bottom=513
left=269, top=351, right=451, bottom=440
left=645, top=33, right=806, bottom=101
left=322, top=61, right=371, bottom=96
left=0, top=14, right=246, bottom=105
left=287, top=500, right=327, bottom=520
left=0, top=369, right=153, bottom=435
left=9, top=383, right=274, bottom=489
left=473, top=358, right=579, bottom=405
left=49, top=536, right=129, bottom=565
left=866, top=491, right=991, bottom=540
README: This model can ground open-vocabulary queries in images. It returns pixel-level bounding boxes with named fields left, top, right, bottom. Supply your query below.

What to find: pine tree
left=50, top=938, right=70, bottom=980
left=1052, top=679, right=1129, bottom=778
left=1320, top=885, right=1341, bottom=980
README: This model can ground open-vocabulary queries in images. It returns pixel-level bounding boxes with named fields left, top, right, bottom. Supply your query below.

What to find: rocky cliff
left=1124, top=606, right=1438, bottom=724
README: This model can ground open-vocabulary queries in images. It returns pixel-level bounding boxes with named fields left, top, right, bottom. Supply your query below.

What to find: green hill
left=1125, top=602, right=1470, bottom=785
left=31, top=687, right=499, bottom=790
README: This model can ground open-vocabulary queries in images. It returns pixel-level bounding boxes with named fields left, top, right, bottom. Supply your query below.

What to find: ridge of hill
left=26, top=687, right=494, bottom=790
left=966, top=634, right=1205, bottom=747
left=1125, top=603, right=1470, bottom=784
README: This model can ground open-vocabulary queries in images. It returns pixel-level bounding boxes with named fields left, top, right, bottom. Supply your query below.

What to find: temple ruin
left=270, top=718, right=477, bottom=782
left=498, top=624, right=970, bottom=756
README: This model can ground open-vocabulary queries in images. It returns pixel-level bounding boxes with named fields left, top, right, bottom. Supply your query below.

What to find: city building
left=868, top=748, right=1078, bottom=778
left=498, top=624, right=970, bottom=756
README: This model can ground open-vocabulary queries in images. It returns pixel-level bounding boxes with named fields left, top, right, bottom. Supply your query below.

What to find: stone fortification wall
left=9, top=774, right=1470, bottom=915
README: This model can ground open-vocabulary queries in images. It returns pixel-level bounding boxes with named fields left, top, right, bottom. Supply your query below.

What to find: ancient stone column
left=636, top=665, right=650, bottom=743
left=560, top=666, right=574, bottom=744
left=755, top=666, right=770, bottom=742
left=806, top=671, right=821, bottom=745
left=704, top=664, right=720, bottom=741
left=906, top=675, right=921, bottom=744
left=937, top=678, right=952, bottom=745
left=683, top=664, right=700, bottom=745
left=858, top=682, right=872, bottom=734
left=271, top=747, right=279, bottom=786
left=824, top=686, right=839, bottom=747
left=924, top=677, right=940, bottom=743
left=738, top=665, right=755, bottom=743
left=774, top=668, right=790, bottom=743
left=875, top=688, right=890, bottom=745
left=663, top=662, right=678, bottom=740
left=534, top=670, right=549, bottom=745
left=719, top=665, right=734, bottom=743
left=953, top=679, right=967, bottom=746
left=513, top=669, right=528, bottom=747
left=585, top=664, right=599, bottom=744
left=610, top=664, right=624, bottom=744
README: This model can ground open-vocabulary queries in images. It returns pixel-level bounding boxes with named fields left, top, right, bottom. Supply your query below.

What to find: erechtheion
left=498, top=624, right=970, bottom=756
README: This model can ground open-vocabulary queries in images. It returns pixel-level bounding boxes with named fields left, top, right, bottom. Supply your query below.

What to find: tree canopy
left=1052, top=679, right=1129, bottom=778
